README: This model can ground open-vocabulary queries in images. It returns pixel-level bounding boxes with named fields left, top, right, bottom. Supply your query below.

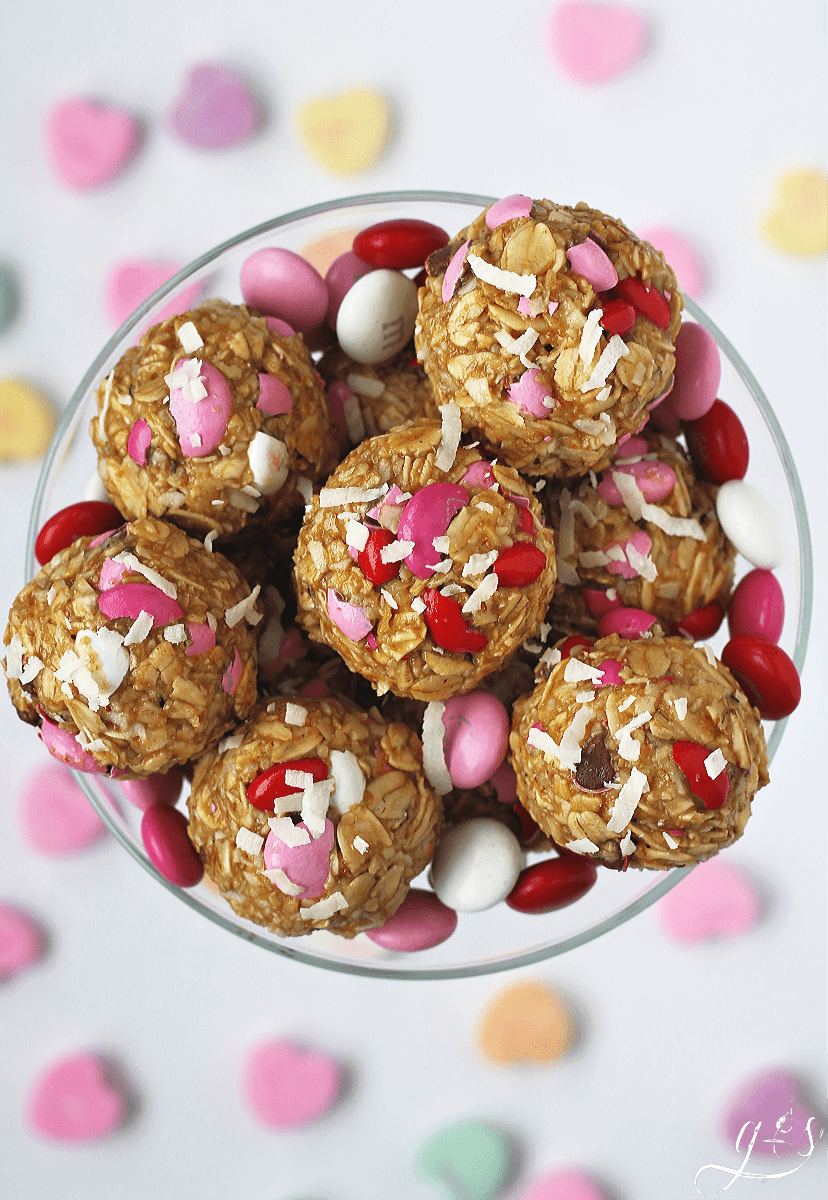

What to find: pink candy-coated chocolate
left=325, top=379, right=352, bottom=443
left=727, top=569, right=785, bottom=643
left=240, top=247, right=328, bottom=333
left=614, top=433, right=649, bottom=458
left=598, top=658, right=624, bottom=686
left=597, top=607, right=657, bottom=639
left=441, top=692, right=510, bottom=789
left=27, top=1053, right=125, bottom=1142
left=658, top=857, right=759, bottom=943
left=256, top=373, right=293, bottom=416
left=598, top=459, right=676, bottom=505
left=669, top=321, right=721, bottom=420
left=326, top=588, right=373, bottom=641
left=324, top=250, right=374, bottom=326
left=508, top=368, right=554, bottom=418
left=126, top=418, right=151, bottom=465
left=141, top=803, right=203, bottom=887
left=169, top=359, right=232, bottom=457
left=441, top=239, right=470, bottom=303
left=460, top=460, right=497, bottom=490
left=98, top=581, right=184, bottom=625
left=97, top=558, right=127, bottom=590
left=117, top=768, right=184, bottom=812
left=263, top=819, right=334, bottom=899
left=583, top=588, right=621, bottom=619
left=366, top=888, right=458, bottom=951
left=605, top=530, right=652, bottom=579
left=300, top=679, right=331, bottom=698
left=221, top=648, right=242, bottom=695
left=20, top=761, right=106, bottom=853
left=242, top=1039, right=341, bottom=1130
left=490, top=760, right=518, bottom=805
left=397, top=482, right=469, bottom=579
left=0, top=904, right=43, bottom=979
left=265, top=315, right=295, bottom=337
left=485, top=194, right=533, bottom=230
left=566, top=238, right=618, bottom=290
left=185, top=622, right=216, bottom=656
left=39, top=717, right=106, bottom=774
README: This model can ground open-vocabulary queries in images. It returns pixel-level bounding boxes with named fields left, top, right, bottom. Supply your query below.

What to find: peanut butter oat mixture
left=3, top=517, right=259, bottom=776
left=293, top=418, right=556, bottom=701
left=91, top=300, right=338, bottom=538
left=542, top=431, right=734, bottom=635
left=416, top=200, right=681, bottom=477
left=317, top=342, right=439, bottom=450
left=187, top=695, right=441, bottom=937
left=510, top=635, right=768, bottom=869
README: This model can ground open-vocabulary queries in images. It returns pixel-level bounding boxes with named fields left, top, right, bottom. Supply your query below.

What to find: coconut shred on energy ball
left=1, top=193, right=801, bottom=946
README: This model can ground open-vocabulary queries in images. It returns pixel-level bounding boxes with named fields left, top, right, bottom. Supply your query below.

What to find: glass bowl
left=25, top=191, right=812, bottom=980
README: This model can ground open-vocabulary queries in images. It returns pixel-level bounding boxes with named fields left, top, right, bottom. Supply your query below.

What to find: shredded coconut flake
left=122, top=611, right=154, bottom=646
left=297, top=477, right=313, bottom=505
left=225, top=585, right=262, bottom=627
left=320, top=485, right=385, bottom=508
left=345, top=519, right=369, bottom=552
left=462, top=572, right=498, bottom=613
left=705, top=748, right=727, bottom=779
left=309, top=542, right=325, bottom=571
left=565, top=838, right=599, bottom=855
left=663, top=832, right=678, bottom=850
left=114, top=552, right=177, bottom=598
left=177, top=321, right=203, bottom=352
left=674, top=697, right=688, bottom=720
left=411, top=596, right=426, bottom=614
left=607, top=767, right=648, bottom=832
left=263, top=867, right=304, bottom=896
left=564, top=658, right=604, bottom=685
left=380, top=589, right=398, bottom=610
left=557, top=560, right=580, bottom=586
left=204, top=530, right=217, bottom=552
left=462, top=550, right=498, bottom=578
left=528, top=707, right=591, bottom=771
left=422, top=702, right=453, bottom=795
left=19, top=656, right=44, bottom=684
left=701, top=643, right=718, bottom=667
left=163, top=623, right=186, bottom=644
left=353, top=835, right=369, bottom=854
left=218, top=732, right=244, bottom=753
left=435, top=402, right=462, bottom=472
left=300, top=892, right=348, bottom=919
left=612, top=471, right=705, bottom=541
left=467, top=253, right=536, bottom=296
left=343, top=394, right=366, bottom=444
left=579, top=308, right=604, bottom=366
left=615, top=711, right=652, bottom=762
left=346, top=373, right=384, bottom=398
left=581, top=334, right=629, bottom=393
left=619, top=832, right=636, bottom=855
left=380, top=539, right=415, bottom=564
left=284, top=702, right=307, bottom=726
left=267, top=816, right=311, bottom=848
left=235, top=827, right=264, bottom=856
left=98, top=370, right=114, bottom=439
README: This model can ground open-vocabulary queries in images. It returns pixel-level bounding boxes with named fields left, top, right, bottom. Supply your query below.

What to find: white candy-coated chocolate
left=715, top=479, right=785, bottom=569
left=335, top=269, right=418, bottom=365
left=247, top=431, right=289, bottom=496
left=429, top=818, right=524, bottom=912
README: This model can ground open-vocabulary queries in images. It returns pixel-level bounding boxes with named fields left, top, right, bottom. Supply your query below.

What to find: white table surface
left=0, top=3, right=825, bottom=1197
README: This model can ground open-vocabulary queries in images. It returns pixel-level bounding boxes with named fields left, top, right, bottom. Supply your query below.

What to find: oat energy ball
left=3, top=517, right=259, bottom=776
left=293, top=417, right=557, bottom=701
left=510, top=635, right=768, bottom=870
left=415, top=196, right=682, bottom=477
left=187, top=695, right=441, bottom=937
left=544, top=430, right=735, bottom=635
left=91, top=300, right=338, bottom=537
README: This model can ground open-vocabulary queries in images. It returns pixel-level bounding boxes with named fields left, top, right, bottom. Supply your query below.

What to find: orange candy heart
left=477, top=981, right=575, bottom=1065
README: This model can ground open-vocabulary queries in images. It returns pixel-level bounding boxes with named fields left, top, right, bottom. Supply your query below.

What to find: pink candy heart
left=242, top=1039, right=342, bottom=1130
left=168, top=64, right=259, bottom=149
left=519, top=1169, right=610, bottom=1200
left=658, top=858, right=759, bottom=942
left=45, top=97, right=140, bottom=189
left=548, top=3, right=647, bottom=85
left=19, top=761, right=106, bottom=854
left=28, top=1053, right=125, bottom=1141
left=105, top=260, right=202, bottom=328
left=638, top=225, right=707, bottom=298
left=0, top=904, right=43, bottom=979
left=720, top=1069, right=821, bottom=1157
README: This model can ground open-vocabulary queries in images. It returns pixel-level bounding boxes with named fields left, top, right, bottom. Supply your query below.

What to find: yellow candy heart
left=762, top=169, right=828, bottom=256
left=476, top=980, right=575, bottom=1065
left=298, top=88, right=390, bottom=175
left=0, top=378, right=55, bottom=462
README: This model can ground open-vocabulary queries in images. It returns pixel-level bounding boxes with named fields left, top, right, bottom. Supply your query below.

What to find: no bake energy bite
left=187, top=695, right=441, bottom=937
left=415, top=196, right=681, bottom=477
left=293, top=417, right=557, bottom=701
left=3, top=517, right=259, bottom=776
left=91, top=299, right=338, bottom=538
left=510, top=634, right=768, bottom=869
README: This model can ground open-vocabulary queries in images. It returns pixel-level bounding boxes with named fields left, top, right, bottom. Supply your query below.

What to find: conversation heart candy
left=477, top=981, right=575, bottom=1065
left=19, top=761, right=106, bottom=854
left=762, top=169, right=828, bottom=256
left=0, top=904, right=43, bottom=979
left=298, top=88, right=391, bottom=174
left=27, top=1053, right=126, bottom=1141
left=0, top=378, right=55, bottom=462
left=168, top=64, right=259, bottom=149
left=657, top=858, right=759, bottom=942
left=104, top=260, right=202, bottom=328
left=638, top=226, right=707, bottom=298
left=242, top=1039, right=342, bottom=1130
left=416, top=1120, right=517, bottom=1200
left=0, top=261, right=20, bottom=334
left=45, top=97, right=140, bottom=189
left=548, top=2, right=647, bottom=85
left=720, top=1069, right=820, bottom=1156
left=518, top=1170, right=611, bottom=1200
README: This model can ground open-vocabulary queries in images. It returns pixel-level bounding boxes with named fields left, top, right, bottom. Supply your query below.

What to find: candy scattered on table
left=27, top=1053, right=126, bottom=1141
left=19, top=761, right=106, bottom=855
left=477, top=981, right=575, bottom=1065
left=168, top=64, right=260, bottom=149
left=416, top=1119, right=517, bottom=1200
left=0, top=904, right=43, bottom=980
left=547, top=2, right=647, bottom=85
left=638, top=226, right=707, bottom=298
left=518, top=1169, right=611, bottom=1200
left=242, top=1038, right=342, bottom=1130
left=657, top=858, right=759, bottom=942
left=366, top=888, right=458, bottom=952
left=44, top=97, right=141, bottom=189
left=720, top=1068, right=820, bottom=1156
left=762, top=169, right=828, bottom=256
left=104, top=260, right=202, bottom=328
left=0, top=261, right=20, bottom=334
left=0, top=377, right=55, bottom=462
left=297, top=87, right=391, bottom=174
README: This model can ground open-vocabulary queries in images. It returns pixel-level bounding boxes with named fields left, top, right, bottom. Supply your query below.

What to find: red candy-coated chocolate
left=35, top=500, right=123, bottom=566
left=614, top=276, right=671, bottom=329
left=672, top=741, right=730, bottom=810
left=559, top=634, right=592, bottom=659
left=512, top=801, right=543, bottom=846
left=357, top=527, right=400, bottom=585
left=684, top=398, right=749, bottom=484
left=721, top=636, right=801, bottom=720
left=141, top=804, right=204, bottom=887
left=599, top=297, right=636, bottom=336
left=506, top=854, right=598, bottom=913
left=246, top=757, right=328, bottom=811
left=352, top=219, right=449, bottom=270
left=494, top=543, right=546, bottom=587
left=423, top=589, right=487, bottom=654
left=671, top=600, right=725, bottom=640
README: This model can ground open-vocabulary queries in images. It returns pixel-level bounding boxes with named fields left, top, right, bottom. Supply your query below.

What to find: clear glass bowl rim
left=25, top=190, right=814, bottom=980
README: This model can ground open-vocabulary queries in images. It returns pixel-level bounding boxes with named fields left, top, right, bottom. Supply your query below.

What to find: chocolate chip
left=425, top=242, right=457, bottom=277
left=574, top=729, right=616, bottom=792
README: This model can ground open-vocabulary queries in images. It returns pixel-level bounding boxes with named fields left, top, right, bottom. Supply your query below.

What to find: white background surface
left=0, top=2, right=825, bottom=1197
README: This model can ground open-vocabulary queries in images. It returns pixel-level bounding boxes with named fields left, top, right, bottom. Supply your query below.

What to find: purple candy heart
left=168, top=64, right=259, bottom=149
